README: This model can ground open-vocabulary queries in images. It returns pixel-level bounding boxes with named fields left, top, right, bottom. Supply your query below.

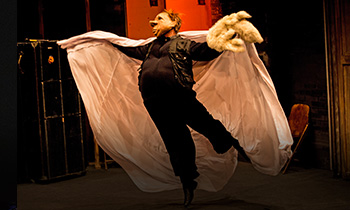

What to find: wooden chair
left=282, top=104, right=310, bottom=174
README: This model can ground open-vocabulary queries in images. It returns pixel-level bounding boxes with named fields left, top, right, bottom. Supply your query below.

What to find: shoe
left=183, top=180, right=197, bottom=207
left=232, top=140, right=250, bottom=162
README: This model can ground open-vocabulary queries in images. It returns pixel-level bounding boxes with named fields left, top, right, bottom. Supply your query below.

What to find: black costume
left=113, top=35, right=241, bottom=187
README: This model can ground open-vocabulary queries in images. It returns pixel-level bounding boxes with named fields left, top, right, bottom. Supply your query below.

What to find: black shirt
left=114, top=35, right=221, bottom=100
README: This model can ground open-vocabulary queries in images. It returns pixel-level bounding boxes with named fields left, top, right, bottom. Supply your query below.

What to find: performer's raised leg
left=183, top=96, right=250, bottom=161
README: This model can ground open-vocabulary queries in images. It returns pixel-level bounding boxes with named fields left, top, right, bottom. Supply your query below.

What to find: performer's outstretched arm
left=111, top=43, right=150, bottom=61
left=190, top=41, right=222, bottom=61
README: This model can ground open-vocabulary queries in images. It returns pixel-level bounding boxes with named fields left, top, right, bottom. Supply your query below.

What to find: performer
left=111, top=9, right=249, bottom=207
left=58, top=9, right=293, bottom=208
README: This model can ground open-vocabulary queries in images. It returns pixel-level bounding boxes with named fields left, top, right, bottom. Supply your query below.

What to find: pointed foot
left=183, top=181, right=197, bottom=207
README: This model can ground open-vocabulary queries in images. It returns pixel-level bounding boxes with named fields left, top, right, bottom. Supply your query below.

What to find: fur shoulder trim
left=207, top=11, right=263, bottom=52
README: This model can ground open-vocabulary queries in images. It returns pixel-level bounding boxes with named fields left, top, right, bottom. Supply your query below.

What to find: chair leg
left=104, top=152, right=108, bottom=170
left=282, top=124, right=309, bottom=174
left=94, top=137, right=101, bottom=169
left=282, top=154, right=293, bottom=174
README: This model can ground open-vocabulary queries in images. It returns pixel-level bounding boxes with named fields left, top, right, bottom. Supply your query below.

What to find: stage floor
left=18, top=162, right=350, bottom=210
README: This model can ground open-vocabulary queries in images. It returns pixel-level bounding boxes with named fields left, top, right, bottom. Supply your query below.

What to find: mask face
left=149, top=12, right=176, bottom=37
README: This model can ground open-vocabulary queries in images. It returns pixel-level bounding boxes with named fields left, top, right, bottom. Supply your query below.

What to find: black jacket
left=168, top=36, right=196, bottom=89
left=113, top=35, right=221, bottom=96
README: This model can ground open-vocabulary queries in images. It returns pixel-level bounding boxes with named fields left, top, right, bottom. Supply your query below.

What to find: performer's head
left=149, top=9, right=182, bottom=37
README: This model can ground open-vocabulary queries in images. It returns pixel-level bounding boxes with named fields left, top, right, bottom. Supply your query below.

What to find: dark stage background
left=1, top=1, right=17, bottom=210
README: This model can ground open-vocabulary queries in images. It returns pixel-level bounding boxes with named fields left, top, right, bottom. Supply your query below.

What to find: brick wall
left=218, top=0, right=330, bottom=169
left=272, top=1, right=330, bottom=169
left=289, top=50, right=330, bottom=169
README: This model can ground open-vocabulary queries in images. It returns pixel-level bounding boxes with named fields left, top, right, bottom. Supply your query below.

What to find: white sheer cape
left=58, top=30, right=293, bottom=192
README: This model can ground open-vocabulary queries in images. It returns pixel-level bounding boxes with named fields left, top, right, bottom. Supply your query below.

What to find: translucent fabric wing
left=58, top=31, right=292, bottom=192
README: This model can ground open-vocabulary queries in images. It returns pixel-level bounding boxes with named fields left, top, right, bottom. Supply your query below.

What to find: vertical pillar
left=85, top=0, right=92, bottom=32
left=325, top=0, right=350, bottom=179
left=38, top=0, right=44, bottom=38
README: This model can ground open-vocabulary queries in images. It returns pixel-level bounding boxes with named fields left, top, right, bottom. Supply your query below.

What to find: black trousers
left=143, top=91, right=234, bottom=182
